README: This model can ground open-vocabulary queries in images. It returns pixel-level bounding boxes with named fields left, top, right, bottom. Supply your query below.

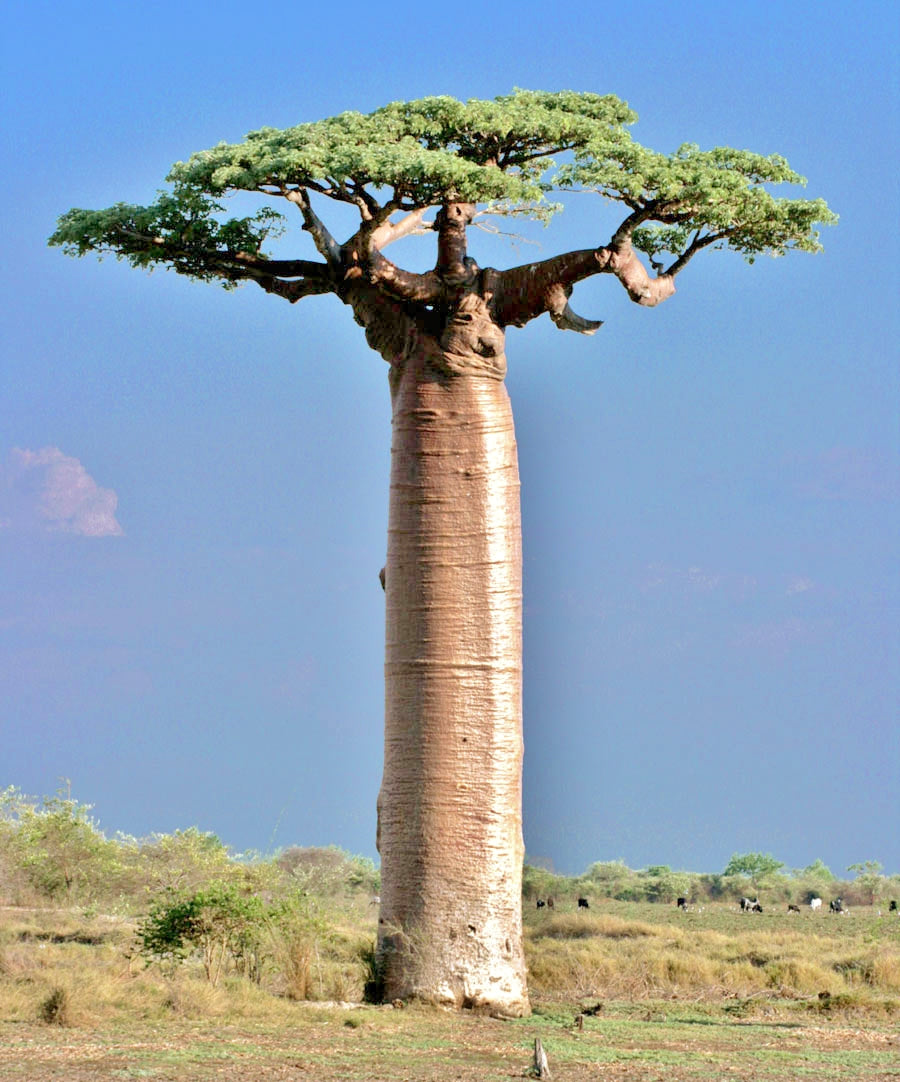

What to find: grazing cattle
left=787, top=904, right=801, bottom=913
left=536, top=899, right=546, bottom=909
left=809, top=897, right=822, bottom=911
left=676, top=897, right=687, bottom=909
left=829, top=898, right=844, bottom=913
left=740, top=897, right=757, bottom=912
left=889, top=900, right=897, bottom=912
left=577, top=897, right=590, bottom=910
left=547, top=897, right=554, bottom=908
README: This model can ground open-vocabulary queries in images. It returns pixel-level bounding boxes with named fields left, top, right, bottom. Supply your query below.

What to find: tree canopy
left=723, top=852, right=786, bottom=880
left=50, top=89, right=836, bottom=323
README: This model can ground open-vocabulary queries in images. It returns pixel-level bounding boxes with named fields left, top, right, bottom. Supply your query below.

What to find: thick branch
left=605, top=240, right=676, bottom=306
left=109, top=226, right=335, bottom=290
left=489, top=248, right=607, bottom=329
left=204, top=250, right=332, bottom=281
left=254, top=275, right=334, bottom=303
left=489, top=229, right=676, bottom=331
left=436, top=202, right=476, bottom=282
left=367, top=251, right=442, bottom=304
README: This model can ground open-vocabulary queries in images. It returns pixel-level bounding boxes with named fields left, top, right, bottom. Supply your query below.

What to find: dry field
left=2, top=900, right=898, bottom=1080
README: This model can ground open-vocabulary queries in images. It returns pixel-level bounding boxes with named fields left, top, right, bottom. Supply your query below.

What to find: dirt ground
left=1, top=1002, right=898, bottom=1081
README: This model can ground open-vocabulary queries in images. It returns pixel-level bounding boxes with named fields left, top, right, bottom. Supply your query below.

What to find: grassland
left=2, top=897, right=898, bottom=1080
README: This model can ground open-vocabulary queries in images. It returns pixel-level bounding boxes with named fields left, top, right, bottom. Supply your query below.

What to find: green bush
left=137, top=882, right=266, bottom=985
left=0, top=786, right=121, bottom=905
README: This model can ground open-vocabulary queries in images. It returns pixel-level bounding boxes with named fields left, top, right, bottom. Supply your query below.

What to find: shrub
left=0, top=786, right=121, bottom=905
left=39, top=986, right=71, bottom=1026
left=136, top=882, right=266, bottom=986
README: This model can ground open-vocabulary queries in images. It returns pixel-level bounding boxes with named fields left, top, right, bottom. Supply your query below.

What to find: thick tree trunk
left=376, top=309, right=529, bottom=1014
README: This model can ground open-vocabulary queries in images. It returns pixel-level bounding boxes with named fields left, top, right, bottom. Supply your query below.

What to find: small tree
left=641, top=866, right=691, bottom=904
left=723, top=852, right=785, bottom=885
left=800, top=858, right=835, bottom=881
left=847, top=861, right=885, bottom=906
left=0, top=785, right=119, bottom=904
left=129, top=828, right=238, bottom=897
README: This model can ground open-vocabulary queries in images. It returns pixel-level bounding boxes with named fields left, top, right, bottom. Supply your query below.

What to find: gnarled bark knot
left=438, top=293, right=507, bottom=379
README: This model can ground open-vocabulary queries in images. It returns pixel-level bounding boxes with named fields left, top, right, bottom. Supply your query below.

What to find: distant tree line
left=0, top=786, right=379, bottom=912
left=1, top=786, right=894, bottom=917
left=523, top=852, right=897, bottom=909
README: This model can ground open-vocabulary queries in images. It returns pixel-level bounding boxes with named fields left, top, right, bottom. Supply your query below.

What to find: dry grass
left=1, top=899, right=898, bottom=1031
left=524, top=900, right=900, bottom=1010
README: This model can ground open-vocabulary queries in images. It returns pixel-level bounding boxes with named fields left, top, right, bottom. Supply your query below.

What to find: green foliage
left=135, top=880, right=339, bottom=994
left=137, top=881, right=267, bottom=985
left=0, top=785, right=120, bottom=903
left=128, top=827, right=238, bottom=896
left=565, top=142, right=837, bottom=262
left=801, top=858, right=836, bottom=880
left=639, top=866, right=692, bottom=904
left=722, top=852, right=785, bottom=881
left=49, top=89, right=835, bottom=286
left=848, top=861, right=886, bottom=905
left=168, top=89, right=634, bottom=213
left=49, top=193, right=283, bottom=283
left=522, top=861, right=568, bottom=903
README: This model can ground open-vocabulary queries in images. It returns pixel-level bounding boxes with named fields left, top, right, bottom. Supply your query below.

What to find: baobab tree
left=51, top=90, right=835, bottom=1015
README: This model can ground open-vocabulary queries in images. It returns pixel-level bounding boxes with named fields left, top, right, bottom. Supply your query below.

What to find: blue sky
left=2, top=0, right=897, bottom=877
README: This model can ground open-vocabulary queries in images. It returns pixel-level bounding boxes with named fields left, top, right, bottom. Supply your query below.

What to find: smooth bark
left=336, top=206, right=681, bottom=1013
left=374, top=290, right=528, bottom=1013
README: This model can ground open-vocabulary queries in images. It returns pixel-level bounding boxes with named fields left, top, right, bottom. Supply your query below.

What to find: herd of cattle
left=533, top=896, right=899, bottom=914
left=738, top=895, right=850, bottom=913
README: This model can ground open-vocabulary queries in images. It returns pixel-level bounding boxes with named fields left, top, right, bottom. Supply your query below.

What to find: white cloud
left=786, top=576, right=815, bottom=596
left=1, top=447, right=123, bottom=537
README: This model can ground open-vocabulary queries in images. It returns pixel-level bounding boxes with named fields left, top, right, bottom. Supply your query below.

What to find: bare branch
left=219, top=252, right=330, bottom=278
left=664, top=228, right=734, bottom=276
left=253, top=275, right=334, bottom=303
left=489, top=248, right=607, bottom=328
left=369, top=207, right=434, bottom=250
left=605, top=241, right=676, bottom=306
left=610, top=204, right=660, bottom=246
left=283, top=189, right=341, bottom=264
left=489, top=222, right=678, bottom=330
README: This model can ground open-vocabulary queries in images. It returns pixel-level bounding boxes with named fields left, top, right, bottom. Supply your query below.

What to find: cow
left=676, top=897, right=688, bottom=909
left=751, top=902, right=763, bottom=913
left=889, top=900, right=897, bottom=912
left=809, top=897, right=822, bottom=911
left=787, top=904, right=801, bottom=913
left=829, top=898, right=845, bottom=913
left=740, top=897, right=756, bottom=912
left=536, top=899, right=546, bottom=909
left=547, top=897, right=555, bottom=909
left=577, top=897, right=590, bottom=910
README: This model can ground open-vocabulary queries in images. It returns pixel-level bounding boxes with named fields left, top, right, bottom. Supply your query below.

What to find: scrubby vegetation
left=1, top=784, right=898, bottom=1031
